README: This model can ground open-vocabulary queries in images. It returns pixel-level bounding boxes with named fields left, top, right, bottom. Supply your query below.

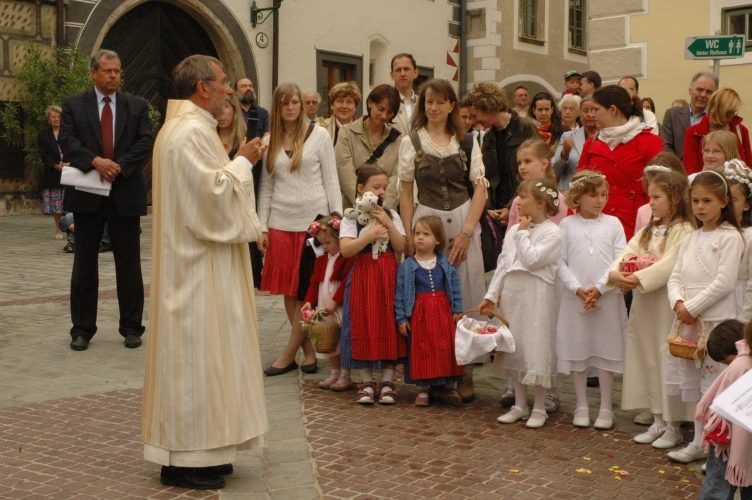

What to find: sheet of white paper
left=60, top=166, right=112, bottom=193
left=710, top=368, right=752, bottom=434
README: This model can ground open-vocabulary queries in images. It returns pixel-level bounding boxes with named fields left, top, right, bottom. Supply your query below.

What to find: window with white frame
left=723, top=5, right=752, bottom=50
left=568, top=0, right=586, bottom=53
left=519, top=0, right=545, bottom=45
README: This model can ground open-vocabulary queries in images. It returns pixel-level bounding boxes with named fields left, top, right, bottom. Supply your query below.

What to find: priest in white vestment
left=142, top=55, right=268, bottom=490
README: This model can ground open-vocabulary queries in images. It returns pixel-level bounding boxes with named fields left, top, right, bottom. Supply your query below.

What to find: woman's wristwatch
left=460, top=227, right=473, bottom=238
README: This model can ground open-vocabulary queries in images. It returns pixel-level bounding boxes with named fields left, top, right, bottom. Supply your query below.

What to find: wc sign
left=685, top=35, right=745, bottom=59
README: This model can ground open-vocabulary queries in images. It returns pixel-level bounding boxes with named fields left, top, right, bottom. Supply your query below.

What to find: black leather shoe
left=204, top=463, right=233, bottom=476
left=63, top=241, right=74, bottom=253
left=124, top=334, right=142, bottom=348
left=263, top=361, right=298, bottom=376
left=587, top=377, right=600, bottom=387
left=300, top=361, right=318, bottom=374
left=160, top=466, right=224, bottom=490
left=99, top=242, right=112, bottom=253
left=70, top=336, right=89, bottom=351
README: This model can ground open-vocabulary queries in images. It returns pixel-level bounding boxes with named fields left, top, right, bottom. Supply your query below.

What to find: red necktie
left=101, top=96, right=113, bottom=159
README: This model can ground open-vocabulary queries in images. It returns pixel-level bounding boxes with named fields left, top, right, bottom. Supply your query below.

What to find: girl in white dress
left=556, top=171, right=627, bottom=430
left=479, top=178, right=564, bottom=429
left=724, top=160, right=752, bottom=323
left=607, top=171, right=694, bottom=447
left=665, top=170, right=744, bottom=464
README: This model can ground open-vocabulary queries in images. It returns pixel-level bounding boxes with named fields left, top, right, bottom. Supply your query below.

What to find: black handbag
left=479, top=211, right=505, bottom=272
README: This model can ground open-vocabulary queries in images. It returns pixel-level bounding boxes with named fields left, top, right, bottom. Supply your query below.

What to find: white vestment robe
left=142, top=99, right=268, bottom=467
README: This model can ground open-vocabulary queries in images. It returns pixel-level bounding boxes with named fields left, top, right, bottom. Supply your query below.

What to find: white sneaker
left=634, top=423, right=666, bottom=444
left=667, top=443, right=707, bottom=463
left=497, top=405, right=530, bottom=424
left=544, top=391, right=560, bottom=412
left=652, top=426, right=683, bottom=449
left=633, top=411, right=654, bottom=425
left=526, top=409, right=548, bottom=429
left=572, top=407, right=590, bottom=428
left=593, top=409, right=615, bottom=430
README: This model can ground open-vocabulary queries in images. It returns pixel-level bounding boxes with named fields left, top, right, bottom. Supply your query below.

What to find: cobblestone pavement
left=0, top=215, right=703, bottom=499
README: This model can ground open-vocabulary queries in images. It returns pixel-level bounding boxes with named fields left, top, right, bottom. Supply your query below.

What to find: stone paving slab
left=0, top=215, right=321, bottom=499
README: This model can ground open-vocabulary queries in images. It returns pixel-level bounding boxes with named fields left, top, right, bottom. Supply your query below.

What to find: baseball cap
left=563, top=70, right=581, bottom=80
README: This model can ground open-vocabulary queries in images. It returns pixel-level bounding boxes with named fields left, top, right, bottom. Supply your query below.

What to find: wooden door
left=102, top=1, right=219, bottom=201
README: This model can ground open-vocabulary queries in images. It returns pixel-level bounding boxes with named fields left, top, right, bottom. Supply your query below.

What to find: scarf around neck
left=597, top=116, right=646, bottom=150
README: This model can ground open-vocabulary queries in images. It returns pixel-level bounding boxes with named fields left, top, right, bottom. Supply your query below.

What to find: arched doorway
left=101, top=2, right=219, bottom=122
left=74, top=0, right=259, bottom=201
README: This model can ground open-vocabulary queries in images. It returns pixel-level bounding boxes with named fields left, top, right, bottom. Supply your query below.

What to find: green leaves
left=0, top=43, right=91, bottom=171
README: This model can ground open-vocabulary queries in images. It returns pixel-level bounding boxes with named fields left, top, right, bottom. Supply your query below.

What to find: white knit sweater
left=258, top=125, right=343, bottom=232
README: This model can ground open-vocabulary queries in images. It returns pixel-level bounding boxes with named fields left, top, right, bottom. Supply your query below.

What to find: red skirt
left=349, top=252, right=406, bottom=361
left=408, top=292, right=463, bottom=380
left=260, top=228, right=306, bottom=297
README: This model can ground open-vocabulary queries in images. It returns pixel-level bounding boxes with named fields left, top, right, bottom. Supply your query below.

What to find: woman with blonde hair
left=216, top=97, right=246, bottom=158
left=258, top=82, right=343, bottom=376
left=318, top=81, right=361, bottom=146
left=684, top=88, right=751, bottom=173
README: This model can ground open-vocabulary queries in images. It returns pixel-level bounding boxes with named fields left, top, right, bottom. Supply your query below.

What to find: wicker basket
left=304, top=310, right=340, bottom=354
left=667, top=317, right=706, bottom=365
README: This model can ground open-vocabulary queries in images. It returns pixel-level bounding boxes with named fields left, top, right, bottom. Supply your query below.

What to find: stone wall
left=0, top=0, right=58, bottom=216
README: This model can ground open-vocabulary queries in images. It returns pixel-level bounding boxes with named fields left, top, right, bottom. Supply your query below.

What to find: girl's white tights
left=572, top=369, right=615, bottom=411
left=514, top=382, right=546, bottom=412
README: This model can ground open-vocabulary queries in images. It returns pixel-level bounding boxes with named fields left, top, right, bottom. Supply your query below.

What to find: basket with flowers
left=301, top=308, right=340, bottom=354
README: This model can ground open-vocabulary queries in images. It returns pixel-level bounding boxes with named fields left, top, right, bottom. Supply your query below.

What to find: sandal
left=330, top=375, right=354, bottom=392
left=414, top=391, right=430, bottom=407
left=356, top=382, right=376, bottom=404
left=378, top=382, right=397, bottom=405
left=444, top=388, right=462, bottom=407
left=318, top=372, right=340, bottom=390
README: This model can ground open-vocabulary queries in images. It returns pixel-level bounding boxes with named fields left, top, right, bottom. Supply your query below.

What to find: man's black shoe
left=587, top=377, right=600, bottom=387
left=63, top=241, right=74, bottom=253
left=160, top=466, right=225, bottom=490
left=70, top=336, right=89, bottom=351
left=124, top=334, right=142, bottom=348
left=99, top=242, right=112, bottom=253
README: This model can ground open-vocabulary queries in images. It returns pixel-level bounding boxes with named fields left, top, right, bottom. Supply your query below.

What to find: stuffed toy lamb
left=343, top=191, right=388, bottom=260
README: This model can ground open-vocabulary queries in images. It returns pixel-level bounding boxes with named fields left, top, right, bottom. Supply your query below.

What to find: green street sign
left=685, top=35, right=745, bottom=59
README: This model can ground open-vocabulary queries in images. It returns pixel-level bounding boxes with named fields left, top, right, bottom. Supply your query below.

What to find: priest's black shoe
left=205, top=463, right=233, bottom=476
left=70, top=336, right=89, bottom=351
left=160, top=466, right=225, bottom=490
left=264, top=361, right=298, bottom=376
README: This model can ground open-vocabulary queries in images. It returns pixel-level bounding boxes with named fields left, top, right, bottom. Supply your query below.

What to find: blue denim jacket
left=395, top=255, right=463, bottom=325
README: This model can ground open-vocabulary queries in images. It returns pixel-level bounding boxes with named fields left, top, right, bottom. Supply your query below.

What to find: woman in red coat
left=683, top=88, right=751, bottom=175
left=578, top=85, right=664, bottom=239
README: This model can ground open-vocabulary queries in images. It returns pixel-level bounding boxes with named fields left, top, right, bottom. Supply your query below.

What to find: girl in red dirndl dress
left=395, top=216, right=464, bottom=406
left=339, top=167, right=407, bottom=405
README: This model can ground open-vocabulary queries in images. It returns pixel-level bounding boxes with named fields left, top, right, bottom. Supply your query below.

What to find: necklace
left=580, top=215, right=601, bottom=255
left=283, top=128, right=296, bottom=137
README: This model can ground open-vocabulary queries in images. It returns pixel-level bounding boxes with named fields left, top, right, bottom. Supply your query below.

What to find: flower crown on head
left=535, top=182, right=560, bottom=207
left=723, top=159, right=752, bottom=190
left=308, top=216, right=341, bottom=237
left=568, top=172, right=606, bottom=191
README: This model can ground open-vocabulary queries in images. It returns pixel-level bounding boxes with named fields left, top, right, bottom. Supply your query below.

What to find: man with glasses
left=660, top=71, right=718, bottom=158
left=302, top=91, right=321, bottom=123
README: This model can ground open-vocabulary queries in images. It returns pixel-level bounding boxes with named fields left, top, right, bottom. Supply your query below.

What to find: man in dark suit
left=58, top=49, right=154, bottom=351
left=660, top=71, right=717, bottom=158
left=235, top=76, right=268, bottom=288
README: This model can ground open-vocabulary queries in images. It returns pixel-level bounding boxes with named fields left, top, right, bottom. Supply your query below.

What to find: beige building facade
left=464, top=0, right=589, bottom=100
left=0, top=0, right=459, bottom=214
left=589, top=0, right=752, bottom=119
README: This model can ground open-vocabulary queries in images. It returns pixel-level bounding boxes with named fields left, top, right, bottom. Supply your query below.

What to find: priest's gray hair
left=173, top=55, right=222, bottom=99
